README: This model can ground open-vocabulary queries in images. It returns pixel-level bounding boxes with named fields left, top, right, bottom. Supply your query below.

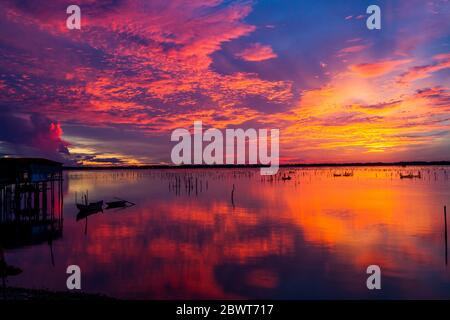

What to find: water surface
left=5, top=166, right=450, bottom=299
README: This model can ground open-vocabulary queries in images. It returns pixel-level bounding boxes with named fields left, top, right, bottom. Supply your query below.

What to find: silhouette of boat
left=334, top=171, right=353, bottom=177
left=400, top=172, right=421, bottom=179
left=76, top=208, right=102, bottom=221
left=281, top=175, right=292, bottom=181
left=105, top=200, right=127, bottom=208
left=105, top=197, right=135, bottom=209
left=76, top=200, right=103, bottom=212
left=0, top=263, right=23, bottom=278
left=1, top=249, right=23, bottom=287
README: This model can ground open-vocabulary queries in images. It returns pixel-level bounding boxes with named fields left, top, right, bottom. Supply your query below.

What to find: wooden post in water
left=231, top=184, right=235, bottom=208
left=445, top=205, right=448, bottom=266
left=42, top=182, right=47, bottom=219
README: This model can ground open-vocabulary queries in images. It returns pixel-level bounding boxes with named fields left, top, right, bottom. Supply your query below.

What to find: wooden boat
left=0, top=262, right=22, bottom=277
left=76, top=200, right=103, bottom=212
left=76, top=209, right=101, bottom=221
left=105, top=200, right=128, bottom=209
left=400, top=172, right=421, bottom=179
left=333, top=173, right=342, bottom=177
left=105, top=198, right=135, bottom=210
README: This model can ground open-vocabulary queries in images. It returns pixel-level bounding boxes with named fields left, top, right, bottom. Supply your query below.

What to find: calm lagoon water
left=5, top=166, right=450, bottom=299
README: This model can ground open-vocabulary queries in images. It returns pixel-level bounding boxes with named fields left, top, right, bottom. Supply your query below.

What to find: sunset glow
left=0, top=0, right=449, bottom=166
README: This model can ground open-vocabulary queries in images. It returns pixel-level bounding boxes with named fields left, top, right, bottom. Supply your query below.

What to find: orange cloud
left=272, top=51, right=449, bottom=162
left=350, top=59, right=412, bottom=78
left=236, top=43, right=277, bottom=62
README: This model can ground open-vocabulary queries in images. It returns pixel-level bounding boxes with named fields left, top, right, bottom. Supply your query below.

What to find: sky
left=0, top=0, right=449, bottom=166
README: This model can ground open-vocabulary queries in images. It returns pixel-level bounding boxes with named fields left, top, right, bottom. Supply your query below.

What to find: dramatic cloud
left=0, top=0, right=448, bottom=164
left=0, top=110, right=69, bottom=161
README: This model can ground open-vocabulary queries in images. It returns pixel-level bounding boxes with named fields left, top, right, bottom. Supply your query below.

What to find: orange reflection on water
left=6, top=167, right=450, bottom=299
left=253, top=168, right=449, bottom=284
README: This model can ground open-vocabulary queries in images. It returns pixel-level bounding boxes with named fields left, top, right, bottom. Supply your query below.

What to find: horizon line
left=62, top=160, right=450, bottom=170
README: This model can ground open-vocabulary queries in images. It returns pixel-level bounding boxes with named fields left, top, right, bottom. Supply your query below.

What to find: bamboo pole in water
left=445, top=205, right=448, bottom=266
left=231, top=184, right=235, bottom=208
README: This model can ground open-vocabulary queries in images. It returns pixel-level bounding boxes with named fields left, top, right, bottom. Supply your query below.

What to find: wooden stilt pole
left=445, top=205, right=448, bottom=266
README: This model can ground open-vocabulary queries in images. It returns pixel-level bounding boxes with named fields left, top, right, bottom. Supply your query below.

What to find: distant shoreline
left=63, top=161, right=450, bottom=171
left=1, top=286, right=114, bottom=301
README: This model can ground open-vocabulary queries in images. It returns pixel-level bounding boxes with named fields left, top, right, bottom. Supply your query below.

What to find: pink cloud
left=337, top=44, right=370, bottom=57
left=397, top=54, right=450, bottom=84
left=236, top=43, right=278, bottom=62
left=0, top=0, right=294, bottom=135
left=433, top=53, right=450, bottom=61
